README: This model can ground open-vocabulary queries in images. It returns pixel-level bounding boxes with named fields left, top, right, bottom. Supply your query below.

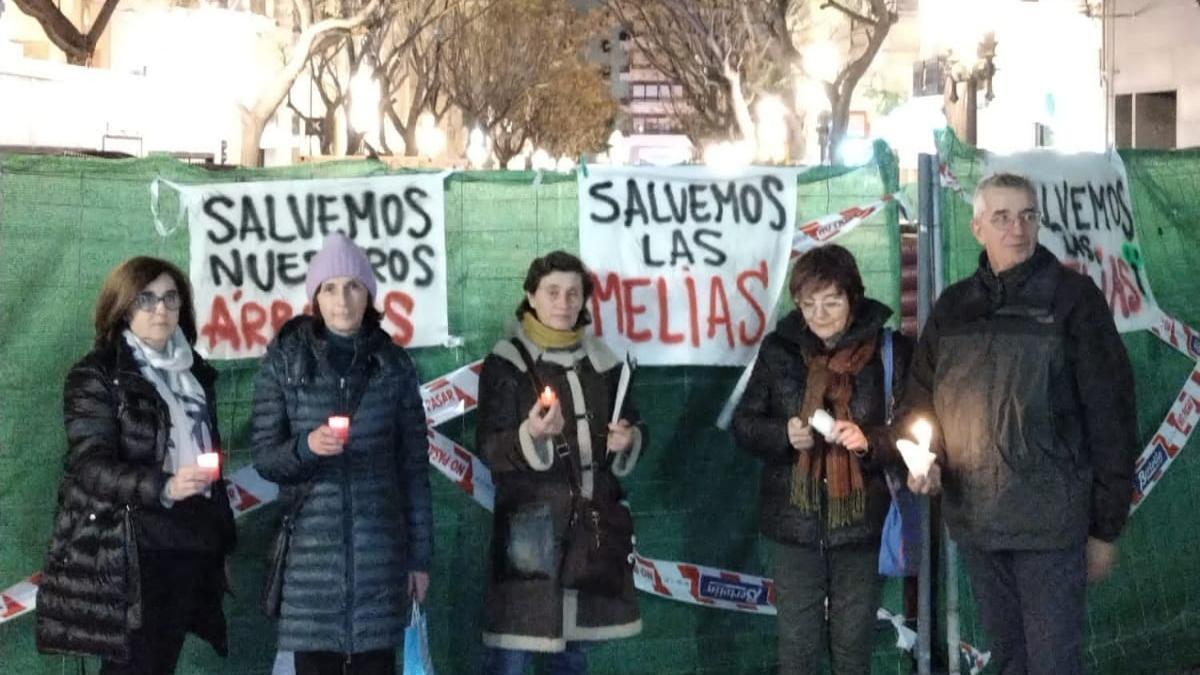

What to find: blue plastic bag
left=879, top=474, right=921, bottom=577
left=404, top=601, right=436, bottom=675
left=876, top=328, right=921, bottom=577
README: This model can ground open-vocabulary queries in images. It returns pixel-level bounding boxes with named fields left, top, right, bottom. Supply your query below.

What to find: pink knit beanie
left=305, top=232, right=378, bottom=300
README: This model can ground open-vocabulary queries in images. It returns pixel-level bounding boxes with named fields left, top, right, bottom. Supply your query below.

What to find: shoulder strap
left=509, top=338, right=545, bottom=392
left=882, top=328, right=894, bottom=424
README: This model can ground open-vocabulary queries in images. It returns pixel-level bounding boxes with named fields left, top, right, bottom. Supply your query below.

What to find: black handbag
left=509, top=339, right=635, bottom=597
left=559, top=493, right=634, bottom=597
left=260, top=483, right=314, bottom=618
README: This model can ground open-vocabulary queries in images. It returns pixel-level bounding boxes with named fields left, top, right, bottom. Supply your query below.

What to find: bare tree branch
left=237, top=0, right=386, bottom=165
left=11, top=0, right=122, bottom=65
left=820, top=0, right=875, bottom=25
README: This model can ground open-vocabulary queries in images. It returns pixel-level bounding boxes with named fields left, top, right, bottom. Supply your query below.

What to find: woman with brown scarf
left=732, top=244, right=913, bottom=675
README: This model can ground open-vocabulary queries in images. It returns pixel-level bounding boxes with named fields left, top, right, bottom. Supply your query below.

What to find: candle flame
left=912, top=419, right=933, bottom=450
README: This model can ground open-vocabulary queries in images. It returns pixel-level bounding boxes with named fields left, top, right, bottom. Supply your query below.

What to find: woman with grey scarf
left=36, top=257, right=236, bottom=675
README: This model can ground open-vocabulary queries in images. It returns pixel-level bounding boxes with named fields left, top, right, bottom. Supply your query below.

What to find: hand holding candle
left=898, top=418, right=940, bottom=493
left=197, top=452, right=220, bottom=478
left=527, top=387, right=564, bottom=440
left=308, top=417, right=348, bottom=456
left=165, top=463, right=217, bottom=501
left=808, top=409, right=836, bottom=442
left=328, top=415, right=350, bottom=443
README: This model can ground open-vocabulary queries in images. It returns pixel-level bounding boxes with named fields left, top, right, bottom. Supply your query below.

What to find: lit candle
left=539, top=386, right=557, bottom=409
left=328, top=415, right=351, bottom=442
left=896, top=417, right=937, bottom=479
left=197, top=452, right=220, bottom=476
left=912, top=419, right=933, bottom=452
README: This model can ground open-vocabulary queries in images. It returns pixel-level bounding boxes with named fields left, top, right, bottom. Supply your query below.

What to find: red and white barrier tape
left=633, top=553, right=776, bottom=615
left=792, top=192, right=902, bottom=256
left=0, top=574, right=39, bottom=623
left=938, top=163, right=975, bottom=207
left=422, top=360, right=483, bottom=427
left=1150, top=312, right=1200, bottom=362
left=427, top=428, right=494, bottom=512
left=1131, top=360, right=1200, bottom=512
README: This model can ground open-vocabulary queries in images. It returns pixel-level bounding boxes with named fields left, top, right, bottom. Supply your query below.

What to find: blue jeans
left=482, top=642, right=588, bottom=675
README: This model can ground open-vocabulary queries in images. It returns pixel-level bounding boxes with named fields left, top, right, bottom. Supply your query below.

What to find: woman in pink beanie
left=252, top=232, right=433, bottom=675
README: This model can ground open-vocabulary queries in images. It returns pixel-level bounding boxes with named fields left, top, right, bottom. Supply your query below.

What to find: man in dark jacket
left=902, top=173, right=1137, bottom=675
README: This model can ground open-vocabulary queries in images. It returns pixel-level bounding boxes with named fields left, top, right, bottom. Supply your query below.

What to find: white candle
left=809, top=409, right=836, bottom=441
left=197, top=452, right=220, bottom=474
left=897, top=417, right=937, bottom=478
left=328, top=415, right=350, bottom=442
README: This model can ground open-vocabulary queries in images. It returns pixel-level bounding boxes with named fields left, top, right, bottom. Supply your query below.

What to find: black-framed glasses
left=988, top=209, right=1040, bottom=230
left=134, top=290, right=182, bottom=312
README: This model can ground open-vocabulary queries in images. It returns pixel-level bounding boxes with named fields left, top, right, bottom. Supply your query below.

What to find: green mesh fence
left=937, top=130, right=1200, bottom=674
left=0, top=152, right=902, bottom=674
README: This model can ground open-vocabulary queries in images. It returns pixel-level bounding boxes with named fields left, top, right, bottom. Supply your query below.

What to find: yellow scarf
left=521, top=312, right=584, bottom=350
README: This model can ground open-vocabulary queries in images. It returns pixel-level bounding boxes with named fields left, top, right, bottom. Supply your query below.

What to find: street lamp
left=414, top=111, right=446, bottom=159
left=754, top=95, right=788, bottom=163
left=466, top=127, right=489, bottom=169
left=349, top=65, right=381, bottom=143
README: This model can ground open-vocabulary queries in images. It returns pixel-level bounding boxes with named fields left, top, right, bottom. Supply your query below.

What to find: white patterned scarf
left=123, top=328, right=213, bottom=495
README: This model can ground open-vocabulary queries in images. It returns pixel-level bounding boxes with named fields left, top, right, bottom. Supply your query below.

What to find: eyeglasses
left=134, top=290, right=182, bottom=312
left=988, top=209, right=1040, bottom=230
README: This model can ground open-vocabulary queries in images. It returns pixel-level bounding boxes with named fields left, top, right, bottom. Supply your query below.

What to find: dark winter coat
left=252, top=316, right=433, bottom=654
left=36, top=340, right=236, bottom=663
left=899, top=246, right=1137, bottom=550
left=476, top=327, right=645, bottom=652
left=732, top=299, right=913, bottom=548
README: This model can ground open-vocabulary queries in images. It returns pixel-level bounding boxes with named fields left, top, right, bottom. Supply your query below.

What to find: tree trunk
left=785, top=109, right=806, bottom=163
left=332, top=109, right=347, bottom=156
left=828, top=88, right=852, bottom=161
left=724, top=66, right=755, bottom=141
left=240, top=110, right=268, bottom=167
left=237, top=0, right=384, bottom=166
left=321, top=109, right=338, bottom=154
left=403, top=125, right=419, bottom=156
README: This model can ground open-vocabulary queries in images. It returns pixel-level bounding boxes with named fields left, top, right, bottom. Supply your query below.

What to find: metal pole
left=915, top=153, right=936, bottom=675
left=929, top=151, right=959, bottom=675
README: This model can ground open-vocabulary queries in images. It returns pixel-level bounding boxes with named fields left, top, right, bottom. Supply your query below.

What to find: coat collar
left=974, top=244, right=1059, bottom=309
left=775, top=297, right=893, bottom=354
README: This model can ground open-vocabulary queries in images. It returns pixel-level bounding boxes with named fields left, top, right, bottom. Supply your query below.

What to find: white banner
left=176, top=174, right=450, bottom=359
left=982, top=150, right=1160, bottom=333
left=578, top=165, right=800, bottom=366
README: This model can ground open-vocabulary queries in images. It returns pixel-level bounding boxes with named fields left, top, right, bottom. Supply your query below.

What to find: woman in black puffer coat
left=253, top=233, right=432, bottom=675
left=732, top=245, right=912, bottom=675
left=36, top=257, right=236, bottom=675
